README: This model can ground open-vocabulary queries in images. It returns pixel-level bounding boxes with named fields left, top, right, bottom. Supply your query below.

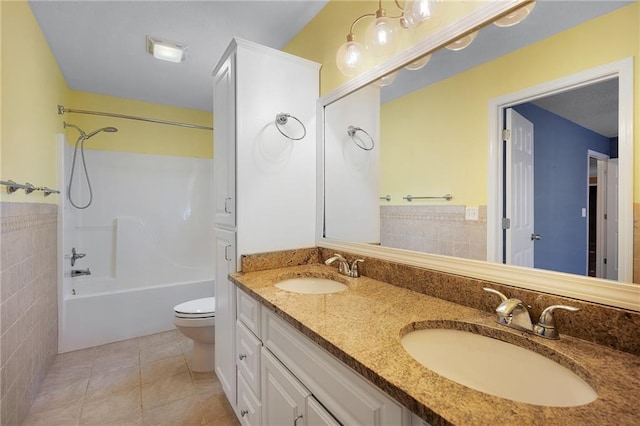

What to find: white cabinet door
left=261, top=347, right=310, bottom=426
left=214, top=228, right=237, bottom=404
left=213, top=52, right=236, bottom=228
left=236, top=320, right=262, bottom=398
left=306, top=396, right=340, bottom=426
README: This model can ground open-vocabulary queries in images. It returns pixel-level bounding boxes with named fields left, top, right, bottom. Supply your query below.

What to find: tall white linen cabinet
left=211, top=38, right=320, bottom=420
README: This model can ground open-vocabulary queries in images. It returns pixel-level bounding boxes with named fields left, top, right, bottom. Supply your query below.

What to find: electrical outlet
left=465, top=206, right=479, bottom=221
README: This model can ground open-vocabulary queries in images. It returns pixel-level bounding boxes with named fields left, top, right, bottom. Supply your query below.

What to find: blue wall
left=513, top=103, right=610, bottom=275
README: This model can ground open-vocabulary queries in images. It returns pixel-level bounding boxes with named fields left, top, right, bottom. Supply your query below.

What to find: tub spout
left=71, top=268, right=91, bottom=277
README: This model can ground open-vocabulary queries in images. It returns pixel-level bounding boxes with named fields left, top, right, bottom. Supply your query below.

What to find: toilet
left=173, top=297, right=216, bottom=372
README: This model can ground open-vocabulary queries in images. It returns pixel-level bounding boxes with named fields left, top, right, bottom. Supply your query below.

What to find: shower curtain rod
left=57, top=105, right=213, bottom=131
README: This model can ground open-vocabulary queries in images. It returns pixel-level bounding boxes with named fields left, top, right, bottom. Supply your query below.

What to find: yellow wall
left=65, top=91, right=212, bottom=158
left=284, top=0, right=487, bottom=95
left=0, top=2, right=213, bottom=203
left=1, top=0, right=69, bottom=203
left=380, top=3, right=639, bottom=205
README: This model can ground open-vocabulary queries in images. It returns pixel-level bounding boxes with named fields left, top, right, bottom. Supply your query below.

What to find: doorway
left=488, top=58, right=633, bottom=282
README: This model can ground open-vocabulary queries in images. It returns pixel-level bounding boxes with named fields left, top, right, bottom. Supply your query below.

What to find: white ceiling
left=30, top=0, right=629, bottom=136
left=29, top=0, right=329, bottom=112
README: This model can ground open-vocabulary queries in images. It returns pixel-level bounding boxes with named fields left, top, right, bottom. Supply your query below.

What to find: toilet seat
left=174, top=297, right=216, bottom=319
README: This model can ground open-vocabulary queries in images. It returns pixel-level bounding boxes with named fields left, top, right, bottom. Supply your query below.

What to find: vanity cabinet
left=212, top=37, right=319, bottom=415
left=262, top=347, right=339, bottom=426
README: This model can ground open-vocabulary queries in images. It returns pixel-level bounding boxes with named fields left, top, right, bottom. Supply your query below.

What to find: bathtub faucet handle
left=70, top=247, right=86, bottom=267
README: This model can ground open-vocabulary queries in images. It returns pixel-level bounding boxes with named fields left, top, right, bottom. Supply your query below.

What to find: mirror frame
left=315, top=0, right=640, bottom=312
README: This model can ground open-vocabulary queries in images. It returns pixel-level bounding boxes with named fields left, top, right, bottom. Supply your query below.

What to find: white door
left=505, top=108, right=535, bottom=267
left=606, top=158, right=619, bottom=279
left=261, top=348, right=310, bottom=426
left=214, top=228, right=237, bottom=405
left=213, top=52, right=236, bottom=227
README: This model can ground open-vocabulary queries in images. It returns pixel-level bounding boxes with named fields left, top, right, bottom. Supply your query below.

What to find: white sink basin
left=401, top=327, right=597, bottom=407
left=275, top=277, right=347, bottom=294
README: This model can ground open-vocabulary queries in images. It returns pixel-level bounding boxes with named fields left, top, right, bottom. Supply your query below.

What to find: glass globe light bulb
left=404, top=54, right=431, bottom=71
left=445, top=30, right=478, bottom=51
left=403, top=0, right=439, bottom=28
left=494, top=1, right=536, bottom=27
left=336, top=38, right=367, bottom=77
left=365, top=15, right=398, bottom=58
left=375, top=71, right=398, bottom=87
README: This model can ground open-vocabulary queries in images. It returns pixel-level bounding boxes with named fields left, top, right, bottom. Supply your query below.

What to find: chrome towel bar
left=403, top=194, right=453, bottom=202
left=1, top=180, right=60, bottom=196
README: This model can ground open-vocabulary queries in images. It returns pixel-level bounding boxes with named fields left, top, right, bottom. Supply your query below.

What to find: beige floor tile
left=141, top=371, right=195, bottom=411
left=142, top=395, right=207, bottom=426
left=86, top=365, right=140, bottom=401
left=141, top=354, right=188, bottom=384
left=40, top=366, right=92, bottom=393
left=200, top=393, right=236, bottom=424
left=22, top=400, right=82, bottom=426
left=139, top=341, right=182, bottom=365
left=191, top=372, right=224, bottom=399
left=28, top=378, right=88, bottom=414
left=51, top=347, right=96, bottom=369
left=138, top=330, right=178, bottom=349
left=202, top=414, right=240, bottom=426
left=94, top=338, right=140, bottom=358
left=82, top=416, right=143, bottom=426
left=80, top=386, right=141, bottom=424
left=92, top=351, right=139, bottom=376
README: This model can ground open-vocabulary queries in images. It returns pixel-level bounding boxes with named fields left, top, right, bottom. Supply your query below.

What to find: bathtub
left=59, top=278, right=214, bottom=353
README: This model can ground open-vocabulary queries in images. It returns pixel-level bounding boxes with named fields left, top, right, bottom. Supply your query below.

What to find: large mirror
left=320, top=0, right=639, bottom=310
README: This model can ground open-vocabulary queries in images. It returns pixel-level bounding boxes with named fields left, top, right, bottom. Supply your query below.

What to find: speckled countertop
left=230, top=264, right=640, bottom=425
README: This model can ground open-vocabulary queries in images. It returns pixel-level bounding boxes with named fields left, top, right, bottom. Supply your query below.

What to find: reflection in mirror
left=323, top=1, right=635, bottom=285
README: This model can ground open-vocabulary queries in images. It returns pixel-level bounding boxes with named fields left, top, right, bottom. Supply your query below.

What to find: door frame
left=487, top=58, right=633, bottom=282
left=587, top=150, right=610, bottom=278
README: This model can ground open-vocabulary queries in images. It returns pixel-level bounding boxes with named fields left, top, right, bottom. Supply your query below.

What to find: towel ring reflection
left=275, top=113, right=306, bottom=141
left=347, top=126, right=375, bottom=151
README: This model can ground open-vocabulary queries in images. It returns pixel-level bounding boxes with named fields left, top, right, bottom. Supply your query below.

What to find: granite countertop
left=230, top=264, right=640, bottom=425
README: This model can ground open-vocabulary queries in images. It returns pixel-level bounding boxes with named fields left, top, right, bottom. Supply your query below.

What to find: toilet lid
left=174, top=297, right=215, bottom=318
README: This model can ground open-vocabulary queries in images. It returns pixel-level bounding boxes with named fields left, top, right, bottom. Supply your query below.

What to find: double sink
left=273, top=276, right=597, bottom=408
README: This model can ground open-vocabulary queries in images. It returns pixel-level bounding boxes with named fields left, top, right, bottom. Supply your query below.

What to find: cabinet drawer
left=237, top=287, right=261, bottom=337
left=262, top=309, right=406, bottom=426
left=238, top=371, right=261, bottom=426
left=236, top=320, right=262, bottom=398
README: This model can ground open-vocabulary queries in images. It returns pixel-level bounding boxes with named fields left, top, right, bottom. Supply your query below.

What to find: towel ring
left=275, top=113, right=306, bottom=141
left=347, top=126, right=375, bottom=151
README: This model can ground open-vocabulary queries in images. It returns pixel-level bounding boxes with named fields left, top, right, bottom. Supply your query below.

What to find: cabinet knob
left=224, top=245, right=232, bottom=261
left=294, top=414, right=303, bottom=425
left=239, top=353, right=247, bottom=360
left=241, top=409, right=248, bottom=417
left=224, top=197, right=232, bottom=214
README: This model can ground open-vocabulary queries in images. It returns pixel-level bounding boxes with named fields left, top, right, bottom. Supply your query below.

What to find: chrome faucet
left=70, top=247, right=86, bottom=266
left=533, top=305, right=580, bottom=340
left=324, top=253, right=364, bottom=278
left=484, top=288, right=579, bottom=339
left=483, top=287, right=533, bottom=333
left=71, top=268, right=91, bottom=277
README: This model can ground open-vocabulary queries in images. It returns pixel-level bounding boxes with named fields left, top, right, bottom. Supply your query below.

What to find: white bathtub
left=59, top=279, right=214, bottom=353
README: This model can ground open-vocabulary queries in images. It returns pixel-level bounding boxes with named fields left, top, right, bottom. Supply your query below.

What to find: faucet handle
left=483, top=287, right=509, bottom=302
left=534, top=305, right=579, bottom=340
left=349, top=259, right=364, bottom=278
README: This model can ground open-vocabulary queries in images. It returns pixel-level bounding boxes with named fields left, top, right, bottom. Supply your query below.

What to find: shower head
left=85, top=127, right=118, bottom=139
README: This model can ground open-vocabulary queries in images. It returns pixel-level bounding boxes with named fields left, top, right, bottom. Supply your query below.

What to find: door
left=214, top=228, right=237, bottom=405
left=261, top=348, right=310, bottom=426
left=606, top=158, right=619, bottom=279
left=505, top=108, right=535, bottom=267
left=213, top=52, right=237, bottom=227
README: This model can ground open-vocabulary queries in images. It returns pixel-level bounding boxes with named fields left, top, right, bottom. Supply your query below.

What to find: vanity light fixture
left=445, top=30, right=479, bottom=51
left=494, top=1, right=536, bottom=27
left=146, top=36, right=187, bottom=63
left=336, top=0, right=441, bottom=78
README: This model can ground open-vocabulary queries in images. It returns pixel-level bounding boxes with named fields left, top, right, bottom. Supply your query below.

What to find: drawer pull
left=239, top=353, right=247, bottom=360
left=241, top=409, right=249, bottom=417
left=294, top=414, right=303, bottom=425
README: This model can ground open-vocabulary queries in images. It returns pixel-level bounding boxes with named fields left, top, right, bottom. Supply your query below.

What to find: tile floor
left=22, top=330, right=240, bottom=426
